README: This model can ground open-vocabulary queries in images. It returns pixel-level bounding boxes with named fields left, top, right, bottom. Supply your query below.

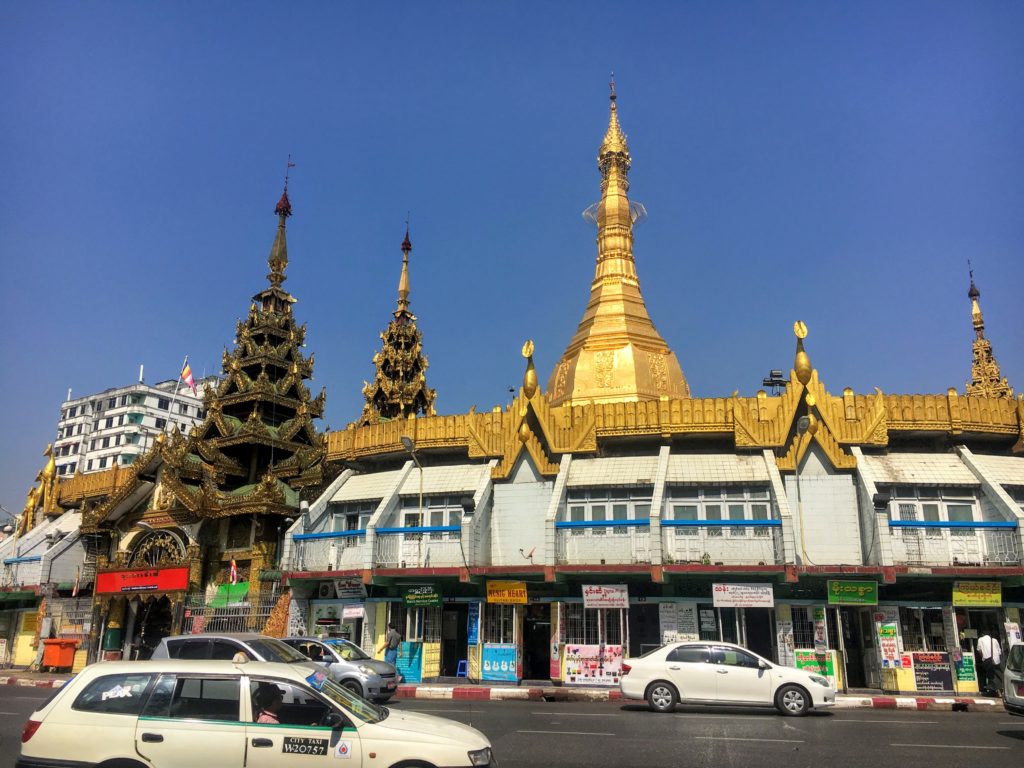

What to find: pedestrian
left=254, top=684, right=284, bottom=724
left=377, top=622, right=401, bottom=666
left=977, top=627, right=1003, bottom=696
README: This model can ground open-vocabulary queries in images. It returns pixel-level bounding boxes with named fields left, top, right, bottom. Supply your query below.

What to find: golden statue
left=37, top=444, right=59, bottom=515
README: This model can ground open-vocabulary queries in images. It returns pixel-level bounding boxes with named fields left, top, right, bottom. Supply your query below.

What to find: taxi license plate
left=387, top=680, right=397, bottom=689
left=1016, top=681, right=1024, bottom=697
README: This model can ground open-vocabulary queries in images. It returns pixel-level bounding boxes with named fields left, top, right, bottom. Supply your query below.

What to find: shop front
left=94, top=566, right=189, bottom=660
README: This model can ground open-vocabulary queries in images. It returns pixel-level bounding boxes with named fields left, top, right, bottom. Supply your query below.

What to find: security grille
left=179, top=587, right=280, bottom=634
left=563, top=604, right=625, bottom=645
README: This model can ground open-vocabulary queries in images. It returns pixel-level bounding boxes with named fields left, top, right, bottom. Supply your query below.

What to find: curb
left=833, top=695, right=1002, bottom=712
left=1, top=677, right=67, bottom=689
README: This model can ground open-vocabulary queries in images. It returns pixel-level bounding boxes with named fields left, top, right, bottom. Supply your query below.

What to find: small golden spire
left=397, top=225, right=412, bottom=316
left=267, top=158, right=294, bottom=288
left=964, top=266, right=1013, bottom=399
left=793, top=321, right=812, bottom=385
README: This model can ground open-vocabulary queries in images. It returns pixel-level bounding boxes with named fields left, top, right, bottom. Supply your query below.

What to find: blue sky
left=1, top=1, right=1021, bottom=513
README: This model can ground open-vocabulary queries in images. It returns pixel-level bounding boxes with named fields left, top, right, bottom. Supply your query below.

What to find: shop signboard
left=486, top=581, right=528, bottom=604
left=341, top=604, right=364, bottom=620
left=467, top=602, right=480, bottom=645
left=403, top=585, right=441, bottom=607
left=582, top=584, right=628, bottom=610
left=794, top=649, right=837, bottom=689
left=96, top=567, right=189, bottom=594
left=1005, top=622, right=1022, bottom=647
left=952, top=581, right=1001, bottom=607
left=955, top=653, right=976, bottom=683
left=712, top=583, right=774, bottom=608
left=911, top=652, right=954, bottom=692
left=395, top=641, right=422, bottom=683
left=827, top=580, right=878, bottom=606
left=332, top=577, right=367, bottom=600
left=563, top=644, right=624, bottom=686
left=481, top=643, right=517, bottom=681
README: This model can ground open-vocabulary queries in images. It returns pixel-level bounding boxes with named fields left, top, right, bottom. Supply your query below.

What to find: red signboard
left=96, top=567, right=189, bottom=594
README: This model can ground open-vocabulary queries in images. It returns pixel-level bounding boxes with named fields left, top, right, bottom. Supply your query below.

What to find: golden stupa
left=547, top=82, right=690, bottom=406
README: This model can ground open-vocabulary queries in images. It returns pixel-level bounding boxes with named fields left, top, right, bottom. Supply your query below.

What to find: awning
left=0, top=591, right=38, bottom=603
left=209, top=581, right=249, bottom=608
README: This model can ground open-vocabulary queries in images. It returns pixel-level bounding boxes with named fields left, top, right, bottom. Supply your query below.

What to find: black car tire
left=645, top=681, right=678, bottom=713
left=775, top=684, right=810, bottom=716
left=342, top=679, right=364, bottom=698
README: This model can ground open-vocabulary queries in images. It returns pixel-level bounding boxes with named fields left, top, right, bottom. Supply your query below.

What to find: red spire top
left=401, top=226, right=412, bottom=253
left=275, top=155, right=295, bottom=218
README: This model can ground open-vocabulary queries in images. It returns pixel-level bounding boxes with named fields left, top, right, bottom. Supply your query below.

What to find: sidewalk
left=1, top=671, right=1004, bottom=712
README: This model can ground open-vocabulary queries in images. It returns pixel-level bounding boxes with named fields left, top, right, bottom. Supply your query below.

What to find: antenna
left=284, top=154, right=296, bottom=191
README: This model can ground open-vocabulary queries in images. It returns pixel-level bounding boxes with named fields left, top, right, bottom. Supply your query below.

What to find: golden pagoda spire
left=267, top=158, right=294, bottom=289
left=396, top=226, right=412, bottom=317
left=546, top=79, right=690, bottom=406
left=964, top=266, right=1013, bottom=399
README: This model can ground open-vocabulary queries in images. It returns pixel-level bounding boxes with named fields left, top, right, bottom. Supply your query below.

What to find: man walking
left=378, top=622, right=402, bottom=666
left=977, top=627, right=1003, bottom=696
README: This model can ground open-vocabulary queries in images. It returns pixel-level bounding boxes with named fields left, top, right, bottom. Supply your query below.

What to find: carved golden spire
left=357, top=229, right=437, bottom=426
left=267, top=158, right=294, bottom=288
left=546, top=80, right=690, bottom=406
left=965, top=267, right=1013, bottom=399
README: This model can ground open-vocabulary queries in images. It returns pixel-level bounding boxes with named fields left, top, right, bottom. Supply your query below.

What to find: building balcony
left=888, top=521, right=1021, bottom=567
left=661, top=520, right=784, bottom=566
left=373, top=527, right=465, bottom=569
left=289, top=531, right=368, bottom=572
left=555, top=521, right=652, bottom=565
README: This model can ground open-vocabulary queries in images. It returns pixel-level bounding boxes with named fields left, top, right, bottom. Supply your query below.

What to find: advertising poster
left=775, top=604, right=795, bottom=666
left=874, top=607, right=901, bottom=667
left=955, top=653, right=976, bottom=682
left=395, top=641, right=423, bottom=683
left=827, top=580, right=878, bottom=606
left=467, top=602, right=480, bottom=645
left=1005, top=622, right=1022, bottom=647
left=563, top=644, right=624, bottom=686
left=582, top=584, right=628, bottom=610
left=342, top=604, right=364, bottom=620
left=952, top=581, right=1001, bottom=607
left=659, top=603, right=679, bottom=642
left=813, top=607, right=828, bottom=652
left=312, top=604, right=341, bottom=628
left=699, top=609, right=717, bottom=634
left=481, top=643, right=517, bottom=681
left=550, top=603, right=562, bottom=680
left=911, top=652, right=954, bottom=692
left=794, top=649, right=837, bottom=688
left=712, top=583, right=774, bottom=608
left=677, top=603, right=699, bottom=641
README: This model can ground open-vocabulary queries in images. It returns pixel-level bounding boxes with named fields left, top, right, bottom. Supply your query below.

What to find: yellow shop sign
left=487, top=580, right=528, bottom=604
left=952, top=581, right=1001, bottom=607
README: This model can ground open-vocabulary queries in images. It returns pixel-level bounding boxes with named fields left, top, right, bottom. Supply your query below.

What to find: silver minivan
left=283, top=636, right=399, bottom=702
left=149, top=632, right=317, bottom=669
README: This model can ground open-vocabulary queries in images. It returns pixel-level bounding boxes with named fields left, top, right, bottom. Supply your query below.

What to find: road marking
left=890, top=744, right=1009, bottom=750
left=0, top=710, right=20, bottom=714
left=530, top=711, right=618, bottom=717
left=694, top=737, right=804, bottom=743
left=675, top=714, right=775, bottom=720
left=518, top=730, right=614, bottom=737
left=833, top=719, right=938, bottom=724
left=401, top=708, right=474, bottom=713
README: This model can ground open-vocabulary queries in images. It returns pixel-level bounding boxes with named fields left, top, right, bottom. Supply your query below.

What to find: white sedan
left=620, top=641, right=836, bottom=716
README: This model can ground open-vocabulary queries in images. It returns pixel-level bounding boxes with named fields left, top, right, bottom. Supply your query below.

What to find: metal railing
left=289, top=530, right=368, bottom=572
left=373, top=526, right=464, bottom=568
left=888, top=521, right=1021, bottom=566
left=555, top=520, right=652, bottom=565
left=180, top=589, right=281, bottom=634
left=661, top=520, right=784, bottom=565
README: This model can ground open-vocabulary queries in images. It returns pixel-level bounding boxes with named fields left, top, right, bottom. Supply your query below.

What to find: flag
left=181, top=359, right=197, bottom=396
left=72, top=567, right=80, bottom=598
left=229, top=559, right=238, bottom=585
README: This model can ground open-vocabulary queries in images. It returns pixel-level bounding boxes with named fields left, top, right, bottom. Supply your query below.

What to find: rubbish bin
left=41, top=639, right=79, bottom=671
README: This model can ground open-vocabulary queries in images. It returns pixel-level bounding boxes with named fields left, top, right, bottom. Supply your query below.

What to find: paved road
left=2, top=687, right=1022, bottom=768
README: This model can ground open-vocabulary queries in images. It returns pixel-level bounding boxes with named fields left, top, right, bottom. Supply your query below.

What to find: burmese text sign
left=952, top=581, right=1001, bottom=607
left=563, top=644, right=623, bottom=685
left=582, top=584, right=628, bottom=610
left=827, top=580, right=878, bottom=605
left=712, top=583, right=774, bottom=608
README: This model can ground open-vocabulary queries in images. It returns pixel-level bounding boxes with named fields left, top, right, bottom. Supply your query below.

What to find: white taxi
left=17, top=658, right=495, bottom=768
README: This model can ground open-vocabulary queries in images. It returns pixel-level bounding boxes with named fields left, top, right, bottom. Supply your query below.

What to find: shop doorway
left=838, top=607, right=876, bottom=689
left=626, top=604, right=661, bottom=657
left=131, top=596, right=173, bottom=660
left=440, top=604, right=468, bottom=677
left=744, top=609, right=774, bottom=660
left=523, top=604, right=551, bottom=680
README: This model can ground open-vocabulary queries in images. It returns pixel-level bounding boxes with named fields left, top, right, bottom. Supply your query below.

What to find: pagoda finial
left=964, top=266, right=1013, bottom=399
left=267, top=158, right=294, bottom=287
left=397, top=223, right=412, bottom=315
left=600, top=72, right=629, bottom=161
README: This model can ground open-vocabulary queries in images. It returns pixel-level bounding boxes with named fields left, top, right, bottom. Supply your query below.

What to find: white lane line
left=833, top=719, right=938, bottom=724
left=518, top=730, right=614, bottom=737
left=400, top=708, right=474, bottom=713
left=891, top=744, right=1009, bottom=750
left=0, top=710, right=20, bottom=714
left=530, top=711, right=619, bottom=717
left=675, top=714, right=775, bottom=720
left=694, top=737, right=804, bottom=744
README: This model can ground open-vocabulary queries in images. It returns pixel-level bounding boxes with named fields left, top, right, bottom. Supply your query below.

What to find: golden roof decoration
left=547, top=82, right=690, bottom=407
left=965, top=270, right=1013, bottom=399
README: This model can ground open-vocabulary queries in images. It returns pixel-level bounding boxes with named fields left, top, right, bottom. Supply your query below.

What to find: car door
left=664, top=644, right=719, bottom=700
left=711, top=646, right=773, bottom=703
left=135, top=673, right=246, bottom=768
left=245, top=677, right=363, bottom=768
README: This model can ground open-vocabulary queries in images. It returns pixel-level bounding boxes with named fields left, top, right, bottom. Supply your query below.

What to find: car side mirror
left=758, top=660, right=771, bottom=670
left=323, top=711, right=346, bottom=729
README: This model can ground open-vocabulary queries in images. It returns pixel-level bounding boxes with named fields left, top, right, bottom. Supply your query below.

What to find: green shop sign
left=404, top=585, right=441, bottom=607
left=827, top=579, right=878, bottom=606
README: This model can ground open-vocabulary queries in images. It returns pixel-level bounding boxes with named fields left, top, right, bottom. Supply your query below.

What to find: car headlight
left=808, top=675, right=831, bottom=688
left=468, top=747, right=494, bottom=766
left=358, top=665, right=374, bottom=675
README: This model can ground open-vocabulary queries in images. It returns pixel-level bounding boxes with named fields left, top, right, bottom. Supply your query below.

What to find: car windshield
left=247, top=637, right=311, bottom=664
left=324, top=639, right=370, bottom=661
left=1007, top=644, right=1024, bottom=674
left=317, top=677, right=387, bottom=724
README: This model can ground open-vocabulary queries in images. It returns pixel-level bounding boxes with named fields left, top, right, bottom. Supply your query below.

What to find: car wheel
left=342, top=680, right=364, bottom=698
left=646, top=681, right=678, bottom=713
left=775, top=684, right=810, bottom=716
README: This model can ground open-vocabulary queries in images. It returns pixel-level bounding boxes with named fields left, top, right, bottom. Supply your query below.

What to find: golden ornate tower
left=964, top=271, right=1013, bottom=399
left=547, top=82, right=690, bottom=406
left=357, top=229, right=437, bottom=425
